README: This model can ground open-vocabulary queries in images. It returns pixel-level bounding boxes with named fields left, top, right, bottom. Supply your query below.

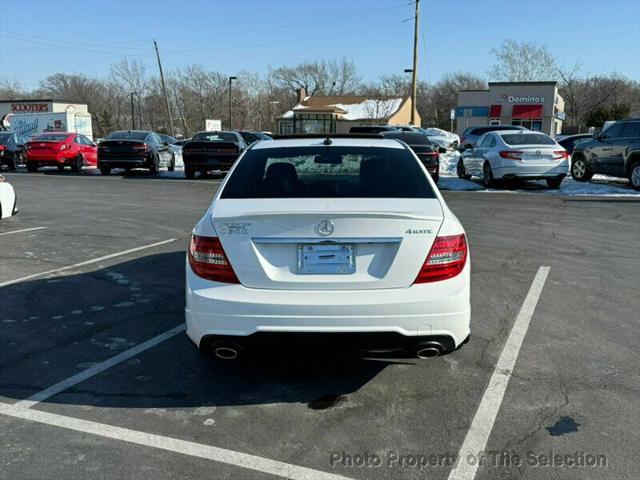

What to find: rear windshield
left=383, top=132, right=432, bottom=144
left=221, top=146, right=436, bottom=199
left=106, top=131, right=148, bottom=141
left=0, top=133, right=12, bottom=143
left=193, top=132, right=237, bottom=142
left=501, top=133, right=556, bottom=145
left=33, top=133, right=71, bottom=142
left=472, top=126, right=521, bottom=135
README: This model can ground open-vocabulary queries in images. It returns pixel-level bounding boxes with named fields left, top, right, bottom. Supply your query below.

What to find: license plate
left=297, top=244, right=355, bottom=274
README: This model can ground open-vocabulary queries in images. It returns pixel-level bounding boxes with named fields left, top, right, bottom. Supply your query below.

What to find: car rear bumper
left=98, top=157, right=149, bottom=168
left=26, top=152, right=76, bottom=164
left=494, top=160, right=568, bottom=179
left=184, top=156, right=238, bottom=170
left=185, top=262, right=471, bottom=348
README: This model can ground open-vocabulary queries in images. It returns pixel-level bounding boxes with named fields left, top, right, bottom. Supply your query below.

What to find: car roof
left=252, top=137, right=405, bottom=150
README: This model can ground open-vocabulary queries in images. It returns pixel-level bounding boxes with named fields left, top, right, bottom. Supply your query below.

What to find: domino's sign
left=498, top=94, right=545, bottom=104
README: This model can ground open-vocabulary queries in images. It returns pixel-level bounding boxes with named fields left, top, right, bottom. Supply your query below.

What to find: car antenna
left=323, top=136, right=332, bottom=145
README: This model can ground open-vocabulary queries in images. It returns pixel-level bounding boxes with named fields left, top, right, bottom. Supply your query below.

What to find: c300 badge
left=218, top=222, right=250, bottom=235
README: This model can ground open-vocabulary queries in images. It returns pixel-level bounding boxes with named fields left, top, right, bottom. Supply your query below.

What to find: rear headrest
left=265, top=162, right=298, bottom=181
left=359, top=158, right=390, bottom=183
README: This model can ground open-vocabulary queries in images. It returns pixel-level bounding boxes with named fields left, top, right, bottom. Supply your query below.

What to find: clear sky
left=0, top=0, right=638, bottom=89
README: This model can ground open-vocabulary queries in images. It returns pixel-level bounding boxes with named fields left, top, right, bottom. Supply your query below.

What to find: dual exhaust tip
left=210, top=340, right=446, bottom=360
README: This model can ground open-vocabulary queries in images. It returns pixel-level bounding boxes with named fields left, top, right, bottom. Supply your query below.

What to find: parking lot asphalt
left=1, top=170, right=638, bottom=480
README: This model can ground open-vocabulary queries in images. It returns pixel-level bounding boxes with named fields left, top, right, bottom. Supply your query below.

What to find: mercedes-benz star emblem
left=316, top=219, right=334, bottom=236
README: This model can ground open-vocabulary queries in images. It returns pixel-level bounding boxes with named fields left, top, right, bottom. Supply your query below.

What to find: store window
left=293, top=113, right=335, bottom=133
left=511, top=119, right=542, bottom=131
left=489, top=119, right=501, bottom=125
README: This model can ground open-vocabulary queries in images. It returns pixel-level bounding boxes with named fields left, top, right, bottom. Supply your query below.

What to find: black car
left=571, top=119, right=640, bottom=190
left=97, top=130, right=175, bottom=175
left=0, top=132, right=24, bottom=171
left=182, top=131, right=248, bottom=179
left=349, top=125, right=399, bottom=134
left=236, top=130, right=272, bottom=145
left=382, top=131, right=441, bottom=183
left=459, top=125, right=527, bottom=150
left=557, top=134, right=592, bottom=154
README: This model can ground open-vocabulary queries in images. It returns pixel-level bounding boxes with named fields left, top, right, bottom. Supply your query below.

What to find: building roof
left=280, top=95, right=406, bottom=121
left=0, top=98, right=87, bottom=104
left=488, top=81, right=558, bottom=86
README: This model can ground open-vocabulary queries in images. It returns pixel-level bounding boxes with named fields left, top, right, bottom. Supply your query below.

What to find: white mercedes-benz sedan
left=186, top=135, right=470, bottom=360
left=457, top=131, right=569, bottom=188
left=0, top=175, right=17, bottom=219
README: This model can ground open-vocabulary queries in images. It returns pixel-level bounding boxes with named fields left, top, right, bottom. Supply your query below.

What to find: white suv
left=185, top=135, right=470, bottom=359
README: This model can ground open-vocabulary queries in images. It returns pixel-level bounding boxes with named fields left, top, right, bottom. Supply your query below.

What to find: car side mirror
left=592, top=129, right=601, bottom=140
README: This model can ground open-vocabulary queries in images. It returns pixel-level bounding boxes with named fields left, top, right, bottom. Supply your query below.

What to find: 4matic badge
left=405, top=228, right=433, bottom=235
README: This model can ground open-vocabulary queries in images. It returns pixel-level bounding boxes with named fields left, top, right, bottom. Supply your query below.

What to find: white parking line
left=0, top=226, right=47, bottom=236
left=0, top=402, right=352, bottom=480
left=448, top=266, right=550, bottom=480
left=14, top=325, right=187, bottom=409
left=0, top=238, right=177, bottom=288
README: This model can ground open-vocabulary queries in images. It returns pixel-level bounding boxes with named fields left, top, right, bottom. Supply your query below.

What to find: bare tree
left=271, top=58, right=360, bottom=96
left=489, top=39, right=557, bottom=81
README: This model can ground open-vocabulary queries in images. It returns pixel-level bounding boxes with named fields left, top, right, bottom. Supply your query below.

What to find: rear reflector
left=188, top=235, right=239, bottom=283
left=414, top=234, right=467, bottom=283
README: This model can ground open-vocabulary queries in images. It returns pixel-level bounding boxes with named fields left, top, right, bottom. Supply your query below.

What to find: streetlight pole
left=269, top=101, right=279, bottom=134
left=410, top=0, right=420, bottom=126
left=228, top=76, right=237, bottom=130
left=130, top=92, right=137, bottom=130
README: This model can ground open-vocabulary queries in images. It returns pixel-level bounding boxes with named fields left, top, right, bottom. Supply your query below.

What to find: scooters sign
left=10, top=103, right=49, bottom=113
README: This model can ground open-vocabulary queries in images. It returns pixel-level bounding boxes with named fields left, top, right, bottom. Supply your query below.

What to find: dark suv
left=571, top=119, right=640, bottom=190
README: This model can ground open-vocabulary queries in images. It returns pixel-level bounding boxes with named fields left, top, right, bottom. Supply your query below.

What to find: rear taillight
left=0, top=145, right=5, bottom=151
left=133, top=143, right=150, bottom=152
left=414, top=234, right=467, bottom=284
left=188, top=235, right=239, bottom=283
left=553, top=150, right=569, bottom=160
left=499, top=150, right=523, bottom=160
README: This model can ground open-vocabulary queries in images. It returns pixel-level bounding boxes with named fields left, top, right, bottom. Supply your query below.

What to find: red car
left=25, top=133, right=97, bottom=172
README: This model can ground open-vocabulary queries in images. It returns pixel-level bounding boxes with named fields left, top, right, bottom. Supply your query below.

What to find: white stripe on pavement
left=448, top=266, right=550, bottom=480
left=0, top=238, right=176, bottom=288
left=14, top=325, right=186, bottom=409
left=0, top=402, right=353, bottom=480
left=0, top=226, right=47, bottom=236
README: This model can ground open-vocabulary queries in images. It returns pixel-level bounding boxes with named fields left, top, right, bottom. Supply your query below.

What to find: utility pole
left=410, top=0, right=420, bottom=126
left=154, top=40, right=175, bottom=136
left=228, top=76, right=237, bottom=130
left=130, top=92, right=136, bottom=130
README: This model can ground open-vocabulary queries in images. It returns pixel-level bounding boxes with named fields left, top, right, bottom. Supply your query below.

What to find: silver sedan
left=457, top=131, right=569, bottom=189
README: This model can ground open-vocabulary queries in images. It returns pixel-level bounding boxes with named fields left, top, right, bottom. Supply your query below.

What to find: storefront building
left=0, top=99, right=89, bottom=118
left=456, top=82, right=565, bottom=136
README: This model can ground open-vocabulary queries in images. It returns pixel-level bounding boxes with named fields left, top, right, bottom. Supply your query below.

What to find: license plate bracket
left=297, top=244, right=355, bottom=275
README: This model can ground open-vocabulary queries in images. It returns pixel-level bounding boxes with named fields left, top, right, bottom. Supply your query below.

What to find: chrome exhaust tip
left=414, top=341, right=444, bottom=359
left=213, top=345, right=240, bottom=360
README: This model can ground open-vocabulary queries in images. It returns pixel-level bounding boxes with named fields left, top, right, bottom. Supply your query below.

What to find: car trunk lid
left=211, top=198, right=444, bottom=290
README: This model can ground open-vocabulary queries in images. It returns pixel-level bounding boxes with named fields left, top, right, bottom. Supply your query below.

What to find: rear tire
left=546, top=177, right=563, bottom=189
left=168, top=155, right=175, bottom=172
left=457, top=158, right=470, bottom=180
left=184, top=166, right=195, bottom=179
left=482, top=162, right=494, bottom=187
left=629, top=162, right=640, bottom=191
left=432, top=172, right=439, bottom=184
left=7, top=156, right=17, bottom=172
left=71, top=155, right=83, bottom=173
left=26, top=161, right=38, bottom=173
left=57, top=164, right=65, bottom=172
left=99, top=166, right=111, bottom=175
left=571, top=156, right=592, bottom=182
left=149, top=155, right=159, bottom=175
